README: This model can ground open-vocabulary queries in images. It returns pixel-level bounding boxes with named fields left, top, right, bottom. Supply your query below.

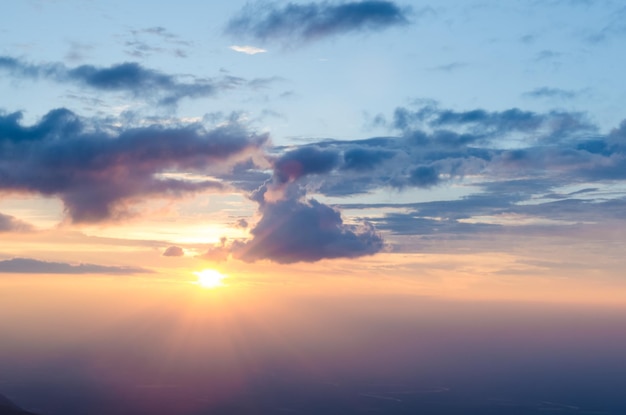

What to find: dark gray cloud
left=0, top=108, right=267, bottom=223
left=0, top=213, right=33, bottom=232
left=0, top=258, right=150, bottom=274
left=0, top=56, right=266, bottom=106
left=407, top=165, right=440, bottom=187
left=162, top=246, right=184, bottom=257
left=233, top=193, right=383, bottom=263
left=274, top=146, right=341, bottom=183
left=225, top=1, right=411, bottom=45
left=342, top=147, right=395, bottom=171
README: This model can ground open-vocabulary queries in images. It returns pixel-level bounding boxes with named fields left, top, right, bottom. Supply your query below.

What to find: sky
left=1, top=1, right=626, bottom=414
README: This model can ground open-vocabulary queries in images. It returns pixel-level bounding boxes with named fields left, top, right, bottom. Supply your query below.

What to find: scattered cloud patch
left=225, top=1, right=411, bottom=46
left=125, top=26, right=192, bottom=58
left=0, top=258, right=150, bottom=274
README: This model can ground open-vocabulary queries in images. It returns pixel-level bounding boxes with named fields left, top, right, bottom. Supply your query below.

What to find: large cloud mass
left=234, top=194, right=383, bottom=263
left=0, top=109, right=267, bottom=222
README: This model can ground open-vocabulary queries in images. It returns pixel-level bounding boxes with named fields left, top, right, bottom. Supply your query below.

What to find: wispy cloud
left=225, top=1, right=411, bottom=46
left=524, top=87, right=579, bottom=100
left=0, top=258, right=150, bottom=274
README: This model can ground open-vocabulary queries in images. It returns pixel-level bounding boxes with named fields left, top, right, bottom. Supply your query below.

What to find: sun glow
left=193, top=269, right=228, bottom=288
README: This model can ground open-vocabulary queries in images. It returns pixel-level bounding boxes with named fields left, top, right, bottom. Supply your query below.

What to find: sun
left=193, top=269, right=228, bottom=288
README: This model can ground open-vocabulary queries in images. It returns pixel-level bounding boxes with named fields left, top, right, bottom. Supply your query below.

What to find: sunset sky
left=1, top=1, right=626, bottom=414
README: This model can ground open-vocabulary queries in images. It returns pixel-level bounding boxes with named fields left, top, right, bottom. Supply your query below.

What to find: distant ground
left=0, top=394, right=38, bottom=415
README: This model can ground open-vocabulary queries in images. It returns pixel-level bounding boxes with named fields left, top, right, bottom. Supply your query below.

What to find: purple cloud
left=234, top=194, right=384, bottom=263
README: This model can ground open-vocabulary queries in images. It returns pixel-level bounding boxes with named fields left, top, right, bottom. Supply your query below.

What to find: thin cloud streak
left=0, top=257, right=151, bottom=274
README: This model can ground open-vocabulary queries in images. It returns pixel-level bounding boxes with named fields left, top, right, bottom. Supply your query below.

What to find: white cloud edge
left=229, top=45, right=267, bottom=55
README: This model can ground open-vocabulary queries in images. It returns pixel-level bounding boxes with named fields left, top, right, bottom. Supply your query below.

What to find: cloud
left=125, top=26, right=192, bottom=58
left=225, top=1, right=411, bottom=45
left=233, top=193, right=384, bottom=263
left=245, top=103, right=617, bottom=203
left=429, top=62, right=467, bottom=72
left=162, top=246, right=184, bottom=257
left=0, top=258, right=150, bottom=274
left=223, top=101, right=626, bottom=256
left=587, top=6, right=626, bottom=43
left=524, top=87, right=579, bottom=100
left=230, top=45, right=267, bottom=54
left=200, top=237, right=231, bottom=262
left=0, top=108, right=267, bottom=223
left=0, top=56, right=265, bottom=106
left=274, top=146, right=341, bottom=183
left=0, top=213, right=33, bottom=232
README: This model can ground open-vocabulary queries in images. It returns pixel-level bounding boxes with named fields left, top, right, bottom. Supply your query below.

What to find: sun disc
left=193, top=269, right=227, bottom=288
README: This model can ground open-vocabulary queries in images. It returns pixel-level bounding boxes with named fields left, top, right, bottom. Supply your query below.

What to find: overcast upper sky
left=1, top=0, right=626, bottom=287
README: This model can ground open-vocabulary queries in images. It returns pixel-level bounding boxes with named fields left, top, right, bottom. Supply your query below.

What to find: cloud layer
left=225, top=1, right=410, bottom=45
left=216, top=101, right=626, bottom=261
